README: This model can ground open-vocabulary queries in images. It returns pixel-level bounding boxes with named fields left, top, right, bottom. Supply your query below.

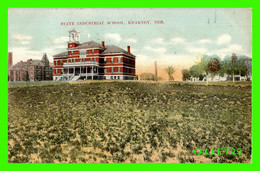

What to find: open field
left=8, top=81, right=252, bottom=163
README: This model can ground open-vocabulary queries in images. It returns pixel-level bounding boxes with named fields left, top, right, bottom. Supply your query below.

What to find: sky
left=8, top=8, right=252, bottom=80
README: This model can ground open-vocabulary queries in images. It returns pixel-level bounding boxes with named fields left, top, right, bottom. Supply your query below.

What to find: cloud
left=9, top=35, right=68, bottom=64
left=208, top=44, right=244, bottom=58
left=130, top=48, right=137, bottom=53
left=170, top=37, right=186, bottom=44
left=12, top=34, right=32, bottom=41
left=198, top=39, right=212, bottom=44
left=186, top=45, right=208, bottom=54
left=124, top=38, right=137, bottom=44
left=104, top=33, right=122, bottom=43
left=151, top=37, right=166, bottom=44
left=20, top=41, right=30, bottom=45
left=151, top=37, right=187, bottom=46
left=217, top=34, right=232, bottom=45
left=52, top=36, right=68, bottom=45
left=8, top=46, right=42, bottom=64
left=143, top=45, right=167, bottom=54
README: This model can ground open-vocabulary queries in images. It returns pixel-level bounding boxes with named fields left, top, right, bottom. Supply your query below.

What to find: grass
left=8, top=81, right=252, bottom=163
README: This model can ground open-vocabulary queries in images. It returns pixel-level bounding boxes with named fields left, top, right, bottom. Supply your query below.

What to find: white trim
left=100, top=55, right=135, bottom=59
left=63, top=61, right=98, bottom=67
left=103, top=53, right=136, bottom=57
left=100, top=66, right=135, bottom=69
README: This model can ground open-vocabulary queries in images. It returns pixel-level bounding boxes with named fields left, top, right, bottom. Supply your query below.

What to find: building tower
left=41, top=53, right=49, bottom=65
left=68, top=29, right=80, bottom=49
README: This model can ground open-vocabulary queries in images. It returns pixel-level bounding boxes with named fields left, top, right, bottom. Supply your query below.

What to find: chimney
left=8, top=52, right=13, bottom=68
left=102, top=41, right=105, bottom=48
left=127, top=46, right=130, bottom=53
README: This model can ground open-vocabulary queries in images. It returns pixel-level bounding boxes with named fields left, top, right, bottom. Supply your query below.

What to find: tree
left=182, top=69, right=190, bottom=81
left=189, top=64, right=201, bottom=78
left=222, top=54, right=250, bottom=83
left=236, top=55, right=250, bottom=80
left=197, top=55, right=212, bottom=84
left=231, top=53, right=237, bottom=83
left=140, top=73, right=156, bottom=81
left=165, top=66, right=175, bottom=81
left=208, top=57, right=221, bottom=79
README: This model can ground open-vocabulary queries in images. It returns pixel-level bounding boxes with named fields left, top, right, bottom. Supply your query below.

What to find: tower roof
left=69, top=28, right=79, bottom=33
left=41, top=53, right=49, bottom=61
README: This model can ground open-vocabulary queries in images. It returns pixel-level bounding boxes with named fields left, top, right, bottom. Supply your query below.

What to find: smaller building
left=8, top=53, right=53, bottom=81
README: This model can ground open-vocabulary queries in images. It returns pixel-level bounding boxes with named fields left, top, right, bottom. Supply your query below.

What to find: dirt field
left=8, top=81, right=252, bottom=163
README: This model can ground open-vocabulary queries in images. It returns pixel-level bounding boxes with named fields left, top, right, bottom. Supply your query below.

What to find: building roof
left=9, top=59, right=46, bottom=71
left=28, top=60, right=45, bottom=66
left=41, top=53, right=49, bottom=61
left=9, top=63, right=23, bottom=70
left=53, top=41, right=135, bottom=57
left=53, top=51, right=68, bottom=57
left=69, top=29, right=79, bottom=33
left=102, top=45, right=135, bottom=57
left=76, top=41, right=104, bottom=49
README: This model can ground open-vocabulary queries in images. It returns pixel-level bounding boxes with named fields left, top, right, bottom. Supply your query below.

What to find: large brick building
left=8, top=53, right=53, bottom=81
left=53, top=29, right=136, bottom=81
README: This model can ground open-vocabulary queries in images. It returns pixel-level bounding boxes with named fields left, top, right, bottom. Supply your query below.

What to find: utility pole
left=154, top=61, right=158, bottom=81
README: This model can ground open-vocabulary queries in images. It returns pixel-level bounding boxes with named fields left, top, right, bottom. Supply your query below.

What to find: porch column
left=91, top=66, right=93, bottom=80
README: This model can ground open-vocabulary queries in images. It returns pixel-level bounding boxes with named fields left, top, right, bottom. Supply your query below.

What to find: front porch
left=62, top=61, right=99, bottom=81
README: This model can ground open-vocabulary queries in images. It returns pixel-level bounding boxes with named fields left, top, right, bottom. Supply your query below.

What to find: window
left=118, top=57, right=121, bottom=63
left=104, top=58, right=106, bottom=63
left=111, top=58, right=113, bottom=63
left=114, top=76, right=116, bottom=79
left=94, top=58, right=96, bottom=62
left=104, top=68, right=107, bottom=73
left=111, top=76, right=113, bottom=79
left=92, top=49, right=94, bottom=55
left=111, top=67, right=113, bottom=73
left=80, top=49, right=86, bottom=56
left=118, top=76, right=120, bottom=79
left=118, top=67, right=120, bottom=73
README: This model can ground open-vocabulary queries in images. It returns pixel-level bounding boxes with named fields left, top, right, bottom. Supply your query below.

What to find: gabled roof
left=29, top=60, right=45, bottom=66
left=76, top=41, right=104, bottom=49
left=9, top=63, right=23, bottom=70
left=53, top=51, right=68, bottom=57
left=53, top=41, right=135, bottom=57
left=102, top=45, right=135, bottom=57
left=9, top=60, right=45, bottom=70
